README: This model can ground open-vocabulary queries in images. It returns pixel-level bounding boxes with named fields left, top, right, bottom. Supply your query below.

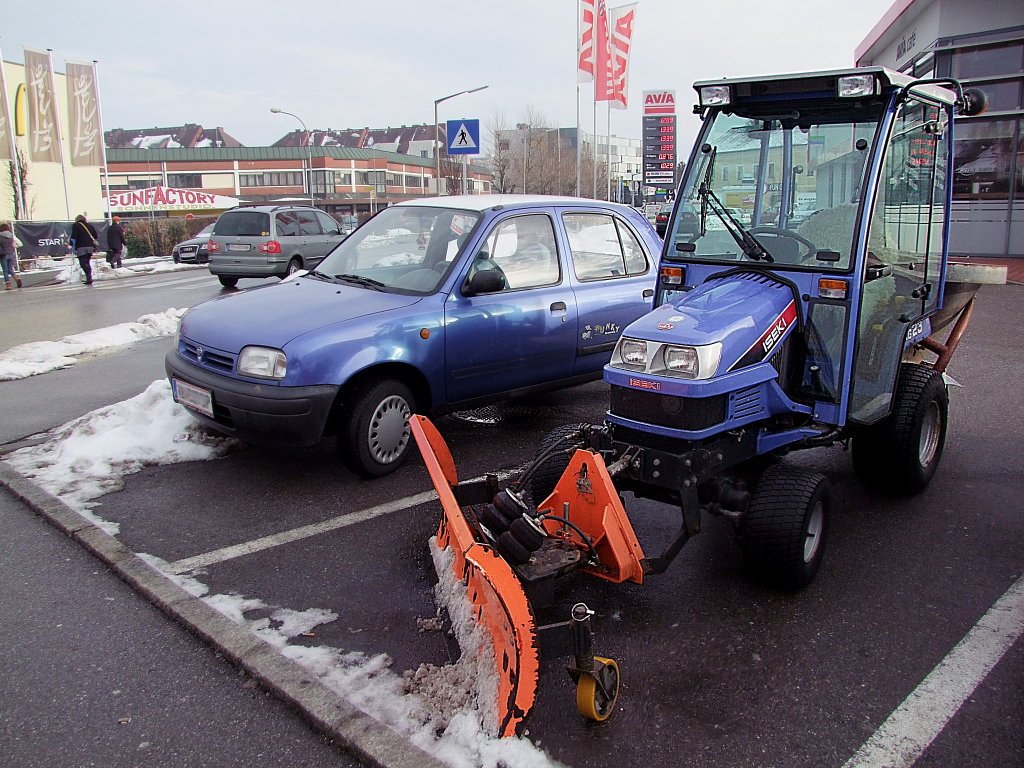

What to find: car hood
left=180, top=277, right=424, bottom=353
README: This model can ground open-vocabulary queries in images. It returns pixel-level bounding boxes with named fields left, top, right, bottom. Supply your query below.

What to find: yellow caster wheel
left=576, top=656, right=620, bottom=722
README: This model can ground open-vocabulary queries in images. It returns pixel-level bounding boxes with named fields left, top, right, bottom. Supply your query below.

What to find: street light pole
left=270, top=107, right=314, bottom=206
left=433, top=85, right=488, bottom=196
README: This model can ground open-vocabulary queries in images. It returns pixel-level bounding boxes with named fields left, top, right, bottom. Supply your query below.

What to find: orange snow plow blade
left=410, top=415, right=540, bottom=737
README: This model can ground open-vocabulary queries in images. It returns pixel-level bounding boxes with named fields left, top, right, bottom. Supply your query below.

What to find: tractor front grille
left=610, top=386, right=727, bottom=432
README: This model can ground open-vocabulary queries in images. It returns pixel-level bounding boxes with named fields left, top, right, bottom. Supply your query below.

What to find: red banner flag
left=595, top=0, right=612, bottom=101
left=607, top=3, right=637, bottom=110
left=577, top=0, right=597, bottom=84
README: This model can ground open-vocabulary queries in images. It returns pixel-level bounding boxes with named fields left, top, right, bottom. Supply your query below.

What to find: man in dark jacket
left=106, top=215, right=126, bottom=268
left=71, top=214, right=99, bottom=285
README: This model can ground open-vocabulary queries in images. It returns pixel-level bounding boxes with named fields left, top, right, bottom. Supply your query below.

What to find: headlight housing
left=615, top=338, right=649, bottom=369
left=238, top=346, right=287, bottom=379
left=655, top=342, right=722, bottom=380
left=664, top=346, right=698, bottom=376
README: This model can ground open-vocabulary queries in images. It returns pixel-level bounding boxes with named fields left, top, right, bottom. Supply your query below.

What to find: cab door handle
left=643, top=289, right=654, bottom=298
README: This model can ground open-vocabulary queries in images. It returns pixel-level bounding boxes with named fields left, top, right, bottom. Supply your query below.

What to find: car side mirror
left=464, top=269, right=505, bottom=295
left=866, top=263, right=893, bottom=281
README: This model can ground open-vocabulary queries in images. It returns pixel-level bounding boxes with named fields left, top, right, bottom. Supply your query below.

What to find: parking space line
left=843, top=574, right=1024, bottom=768
left=166, top=468, right=520, bottom=575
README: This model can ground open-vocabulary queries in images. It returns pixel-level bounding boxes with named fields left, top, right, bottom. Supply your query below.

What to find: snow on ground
left=0, top=308, right=186, bottom=381
left=2, top=379, right=561, bottom=767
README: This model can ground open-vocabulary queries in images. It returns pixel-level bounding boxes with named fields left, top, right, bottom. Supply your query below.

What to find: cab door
left=444, top=212, right=578, bottom=404
left=848, top=95, right=951, bottom=425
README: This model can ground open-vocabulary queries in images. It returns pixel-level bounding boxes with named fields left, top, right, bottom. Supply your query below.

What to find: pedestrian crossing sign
left=447, top=119, right=480, bottom=155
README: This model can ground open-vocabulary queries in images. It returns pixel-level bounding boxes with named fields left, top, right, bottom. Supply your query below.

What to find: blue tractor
left=413, top=67, right=1003, bottom=730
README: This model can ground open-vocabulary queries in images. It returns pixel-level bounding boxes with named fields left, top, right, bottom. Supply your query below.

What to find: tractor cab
left=642, top=67, right=972, bottom=434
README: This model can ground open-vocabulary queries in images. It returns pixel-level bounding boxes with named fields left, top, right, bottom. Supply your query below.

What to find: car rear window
left=214, top=211, right=271, bottom=237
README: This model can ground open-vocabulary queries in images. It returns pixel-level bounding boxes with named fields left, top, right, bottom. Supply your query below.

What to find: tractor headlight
left=238, top=346, right=287, bottom=379
left=615, top=338, right=648, bottom=369
left=699, top=85, right=731, bottom=108
left=838, top=74, right=878, bottom=98
left=664, top=346, right=699, bottom=376
left=658, top=343, right=722, bottom=380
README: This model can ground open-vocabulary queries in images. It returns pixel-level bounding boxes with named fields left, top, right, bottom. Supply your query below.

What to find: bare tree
left=487, top=111, right=515, bottom=194
left=7, top=148, right=30, bottom=219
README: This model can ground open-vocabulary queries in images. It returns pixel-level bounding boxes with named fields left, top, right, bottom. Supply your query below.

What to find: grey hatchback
left=207, top=205, right=344, bottom=288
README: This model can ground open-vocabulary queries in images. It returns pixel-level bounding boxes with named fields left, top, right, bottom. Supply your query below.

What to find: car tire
left=285, top=258, right=302, bottom=277
left=217, top=276, right=238, bottom=288
left=341, top=378, right=415, bottom=478
left=852, top=363, right=948, bottom=496
left=172, top=252, right=180, bottom=264
left=740, top=464, right=830, bottom=590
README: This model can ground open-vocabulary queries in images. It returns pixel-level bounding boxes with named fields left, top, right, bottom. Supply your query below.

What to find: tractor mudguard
left=410, top=415, right=540, bottom=737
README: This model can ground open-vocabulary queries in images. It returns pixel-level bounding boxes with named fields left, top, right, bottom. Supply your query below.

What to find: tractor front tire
left=740, top=465, right=830, bottom=590
left=529, top=424, right=590, bottom=506
left=852, top=364, right=948, bottom=496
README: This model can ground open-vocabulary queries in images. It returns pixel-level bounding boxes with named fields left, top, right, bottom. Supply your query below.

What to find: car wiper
left=305, top=269, right=335, bottom=282
left=334, top=273, right=386, bottom=290
left=696, top=146, right=773, bottom=263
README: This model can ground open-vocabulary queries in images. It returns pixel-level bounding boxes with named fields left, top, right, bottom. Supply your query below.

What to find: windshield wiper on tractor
left=698, top=146, right=774, bottom=263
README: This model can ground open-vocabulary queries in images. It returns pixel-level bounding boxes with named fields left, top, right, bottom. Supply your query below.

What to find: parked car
left=172, top=223, right=216, bottom=264
left=654, top=202, right=673, bottom=236
left=167, top=195, right=662, bottom=477
left=206, top=205, right=345, bottom=288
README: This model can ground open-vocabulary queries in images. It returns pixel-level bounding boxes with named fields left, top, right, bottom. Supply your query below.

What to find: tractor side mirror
left=959, top=88, right=988, bottom=117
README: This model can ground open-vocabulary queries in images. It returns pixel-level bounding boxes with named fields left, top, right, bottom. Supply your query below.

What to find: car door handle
left=550, top=301, right=567, bottom=312
left=643, top=289, right=654, bottom=298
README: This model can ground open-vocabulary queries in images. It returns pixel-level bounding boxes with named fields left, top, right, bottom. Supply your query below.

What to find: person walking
left=71, top=214, right=100, bottom=285
left=106, top=215, right=126, bottom=268
left=0, top=222, right=23, bottom=290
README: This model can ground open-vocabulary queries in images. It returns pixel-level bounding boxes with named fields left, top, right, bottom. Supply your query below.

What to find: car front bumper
left=165, top=350, right=338, bottom=448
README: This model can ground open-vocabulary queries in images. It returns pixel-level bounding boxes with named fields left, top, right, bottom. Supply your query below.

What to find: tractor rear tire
left=852, top=364, right=948, bottom=496
left=740, top=465, right=830, bottom=590
left=529, top=424, right=590, bottom=506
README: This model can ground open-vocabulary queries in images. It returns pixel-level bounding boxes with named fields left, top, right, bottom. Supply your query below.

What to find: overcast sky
left=4, top=0, right=896, bottom=153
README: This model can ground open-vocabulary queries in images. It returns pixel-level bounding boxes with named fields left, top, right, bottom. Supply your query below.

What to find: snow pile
left=4, top=380, right=238, bottom=534
left=0, top=308, right=186, bottom=380
left=142, top=548, right=559, bottom=768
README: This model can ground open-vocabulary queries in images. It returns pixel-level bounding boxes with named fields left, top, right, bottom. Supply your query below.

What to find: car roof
left=392, top=194, right=637, bottom=214
left=229, top=204, right=319, bottom=213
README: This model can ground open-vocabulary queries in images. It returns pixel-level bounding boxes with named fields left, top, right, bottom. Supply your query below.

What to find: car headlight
left=238, top=346, right=287, bottom=379
left=617, top=338, right=648, bottom=368
left=659, top=343, right=722, bottom=380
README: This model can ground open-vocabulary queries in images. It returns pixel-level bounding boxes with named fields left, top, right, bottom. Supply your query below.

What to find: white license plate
left=173, top=378, right=214, bottom=418
left=228, top=243, right=251, bottom=252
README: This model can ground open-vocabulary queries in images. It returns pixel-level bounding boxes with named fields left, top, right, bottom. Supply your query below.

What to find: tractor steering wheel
left=747, top=227, right=816, bottom=263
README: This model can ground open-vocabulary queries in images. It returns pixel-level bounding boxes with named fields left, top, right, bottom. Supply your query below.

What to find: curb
left=0, top=461, right=448, bottom=768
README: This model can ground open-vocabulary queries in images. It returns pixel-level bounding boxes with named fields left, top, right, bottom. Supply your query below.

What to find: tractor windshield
left=670, top=111, right=880, bottom=272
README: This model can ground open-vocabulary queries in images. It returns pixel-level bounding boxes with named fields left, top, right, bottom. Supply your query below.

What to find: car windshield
left=670, top=110, right=881, bottom=271
left=315, top=206, right=483, bottom=293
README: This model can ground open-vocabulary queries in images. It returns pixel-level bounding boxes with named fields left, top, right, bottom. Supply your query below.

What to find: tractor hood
left=628, top=272, right=798, bottom=373
left=179, top=277, right=422, bottom=353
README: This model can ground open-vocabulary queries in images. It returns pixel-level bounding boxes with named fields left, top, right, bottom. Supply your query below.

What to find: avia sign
left=108, top=185, right=239, bottom=213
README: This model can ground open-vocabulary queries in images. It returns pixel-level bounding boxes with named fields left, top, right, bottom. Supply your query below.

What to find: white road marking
left=166, top=468, right=522, bottom=574
left=843, top=573, right=1024, bottom=768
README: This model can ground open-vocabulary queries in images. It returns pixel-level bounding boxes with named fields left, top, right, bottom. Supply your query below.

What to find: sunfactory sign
left=109, top=185, right=239, bottom=213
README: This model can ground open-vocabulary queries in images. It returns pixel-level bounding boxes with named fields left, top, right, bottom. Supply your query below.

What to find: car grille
left=181, top=340, right=235, bottom=373
left=610, top=386, right=727, bottom=431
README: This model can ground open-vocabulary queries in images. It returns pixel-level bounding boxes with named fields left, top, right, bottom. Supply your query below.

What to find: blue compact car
left=166, top=195, right=662, bottom=477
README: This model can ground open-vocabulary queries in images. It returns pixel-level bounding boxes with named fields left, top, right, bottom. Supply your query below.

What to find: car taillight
left=207, top=239, right=220, bottom=253
left=259, top=240, right=282, bottom=254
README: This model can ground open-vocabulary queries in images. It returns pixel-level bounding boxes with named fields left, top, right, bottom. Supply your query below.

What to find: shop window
left=950, top=41, right=1024, bottom=79
left=952, top=119, right=1015, bottom=200
left=969, top=80, right=1023, bottom=113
